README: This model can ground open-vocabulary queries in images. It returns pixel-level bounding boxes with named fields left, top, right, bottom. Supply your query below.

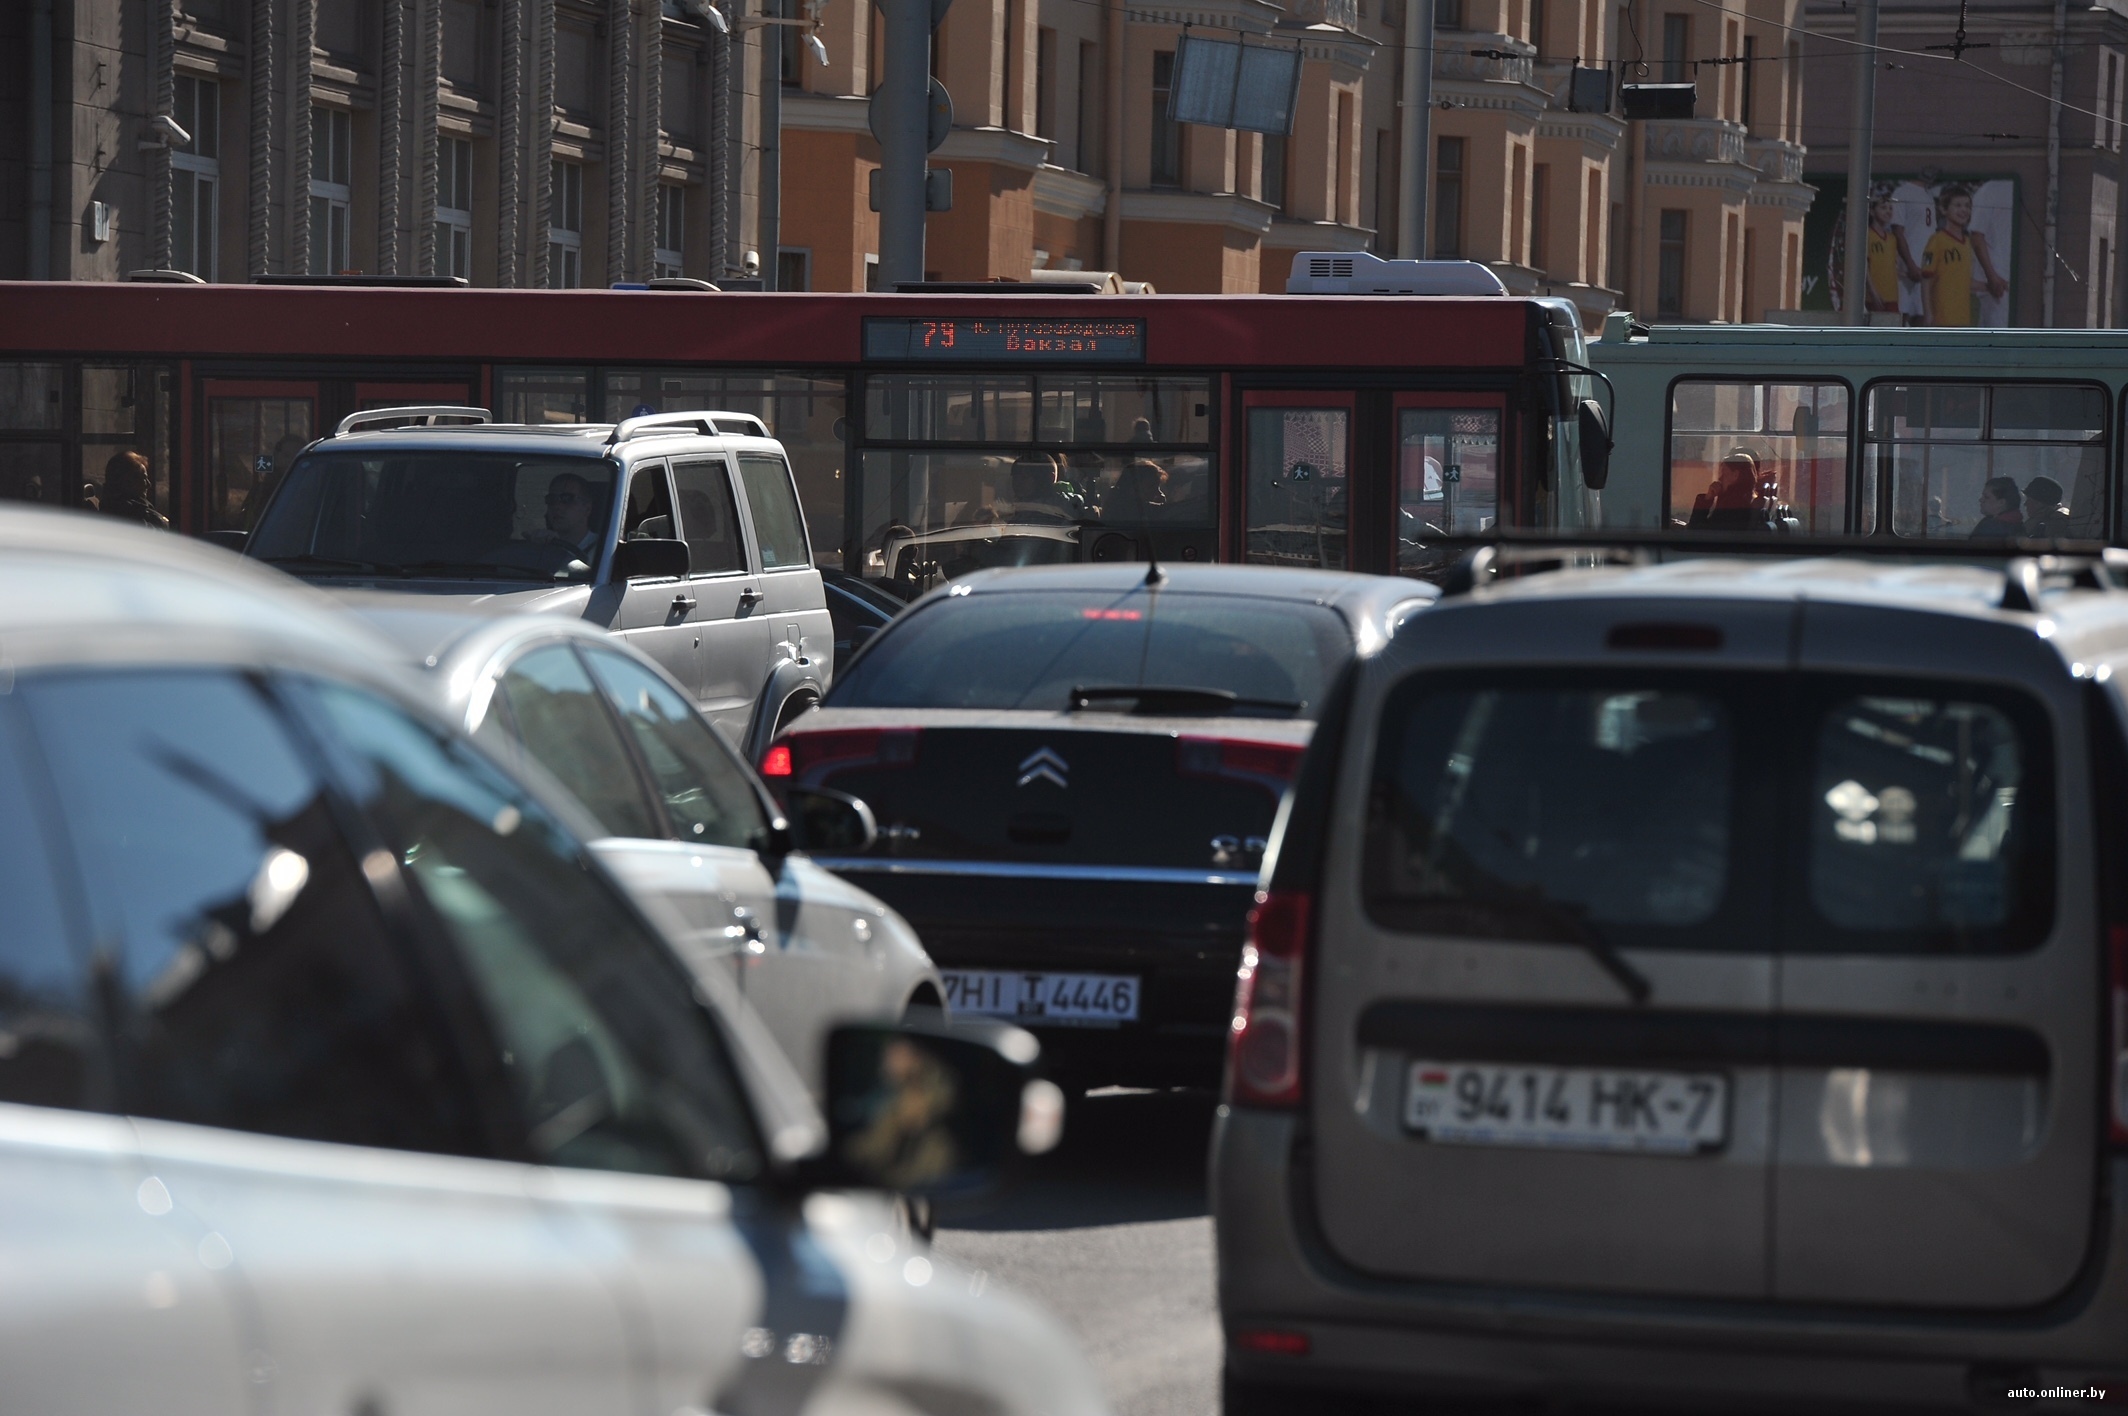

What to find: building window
left=2103, top=50, right=2125, bottom=151
left=1151, top=52, right=1181, bottom=186
left=1530, top=162, right=1549, bottom=271
left=1583, top=167, right=1602, bottom=284
left=1741, top=35, right=1757, bottom=131
left=1787, top=41, right=1802, bottom=140
left=1434, top=136, right=1464, bottom=258
left=1658, top=209, right=1688, bottom=317
left=1528, top=0, right=1545, bottom=54
left=2099, top=237, right=2114, bottom=327
left=549, top=159, right=583, bottom=288
left=172, top=77, right=221, bottom=281
left=1661, top=14, right=1691, bottom=84
left=1262, top=133, right=1288, bottom=212
left=1509, top=145, right=1528, bottom=264
left=1609, top=201, right=1624, bottom=289
left=1436, top=0, right=1463, bottom=32
left=1336, top=91, right=1356, bottom=225
left=777, top=249, right=809, bottom=292
left=309, top=107, right=352, bottom=276
left=1036, top=27, right=1057, bottom=139
left=656, top=184, right=685, bottom=279
left=436, top=135, right=473, bottom=281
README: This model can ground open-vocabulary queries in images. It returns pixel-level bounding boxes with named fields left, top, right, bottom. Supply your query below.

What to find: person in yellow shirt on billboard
left=1864, top=183, right=1923, bottom=316
left=1921, top=184, right=2008, bottom=325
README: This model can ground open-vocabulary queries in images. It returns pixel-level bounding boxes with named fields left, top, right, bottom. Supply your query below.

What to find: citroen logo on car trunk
left=1017, top=747, right=1069, bottom=789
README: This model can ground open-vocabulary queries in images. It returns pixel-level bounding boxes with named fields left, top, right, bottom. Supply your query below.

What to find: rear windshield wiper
left=1066, top=685, right=1304, bottom=717
left=1493, top=897, right=1654, bottom=1006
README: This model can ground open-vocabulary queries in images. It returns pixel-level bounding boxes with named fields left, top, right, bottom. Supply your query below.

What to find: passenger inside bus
left=1684, top=450, right=1794, bottom=533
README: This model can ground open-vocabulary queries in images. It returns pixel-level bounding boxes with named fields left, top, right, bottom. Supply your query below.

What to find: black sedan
left=762, top=563, right=1435, bottom=1088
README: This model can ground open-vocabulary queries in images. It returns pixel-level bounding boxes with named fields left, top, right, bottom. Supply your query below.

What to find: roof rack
left=123, top=268, right=207, bottom=284
left=1420, top=530, right=2125, bottom=609
left=335, top=406, right=494, bottom=436
left=608, top=410, right=770, bottom=443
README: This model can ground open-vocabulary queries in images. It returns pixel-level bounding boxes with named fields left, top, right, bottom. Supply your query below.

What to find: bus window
left=1396, top=408, right=1501, bottom=558
left=497, top=367, right=592, bottom=424
left=1245, top=403, right=1350, bottom=571
left=1668, top=381, right=1849, bottom=533
left=858, top=373, right=1216, bottom=586
left=1866, top=383, right=2106, bottom=539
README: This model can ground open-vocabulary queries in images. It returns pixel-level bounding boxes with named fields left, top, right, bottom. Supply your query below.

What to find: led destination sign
left=863, top=316, right=1145, bottom=363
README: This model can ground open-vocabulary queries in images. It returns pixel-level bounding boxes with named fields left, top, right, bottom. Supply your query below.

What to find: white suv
left=242, top=406, right=831, bottom=763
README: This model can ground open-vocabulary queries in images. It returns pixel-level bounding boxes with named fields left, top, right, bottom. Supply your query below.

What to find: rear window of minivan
left=1364, top=672, right=2054, bottom=954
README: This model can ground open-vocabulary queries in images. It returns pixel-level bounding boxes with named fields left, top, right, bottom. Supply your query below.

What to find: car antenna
left=1132, top=471, right=1166, bottom=587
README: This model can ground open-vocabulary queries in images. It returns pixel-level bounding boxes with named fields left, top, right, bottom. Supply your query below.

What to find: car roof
left=0, top=504, right=409, bottom=675
left=311, top=426, right=784, bottom=460
left=1430, top=553, right=2128, bottom=668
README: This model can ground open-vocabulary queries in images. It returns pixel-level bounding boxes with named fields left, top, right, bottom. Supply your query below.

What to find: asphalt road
left=934, top=1088, right=1223, bottom=1416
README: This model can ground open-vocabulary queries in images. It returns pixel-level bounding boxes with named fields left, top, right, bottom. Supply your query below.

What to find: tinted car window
left=23, top=669, right=487, bottom=1154
left=671, top=459, right=747, bottom=575
left=1366, top=681, right=1742, bottom=945
left=1807, top=690, right=2052, bottom=950
left=299, top=680, right=763, bottom=1180
left=583, top=648, right=769, bottom=850
left=737, top=453, right=810, bottom=570
left=492, top=644, right=660, bottom=839
left=829, top=590, right=1350, bottom=715
left=0, top=701, right=98, bottom=1111
left=250, top=451, right=617, bottom=582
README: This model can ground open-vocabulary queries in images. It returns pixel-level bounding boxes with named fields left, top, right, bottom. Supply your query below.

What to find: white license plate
left=941, top=970, right=1140, bottom=1026
left=1404, top=1060, right=1728, bottom=1154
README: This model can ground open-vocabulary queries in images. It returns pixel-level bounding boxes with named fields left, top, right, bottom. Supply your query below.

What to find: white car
left=351, top=597, right=947, bottom=1096
left=0, top=505, right=1101, bottom=1416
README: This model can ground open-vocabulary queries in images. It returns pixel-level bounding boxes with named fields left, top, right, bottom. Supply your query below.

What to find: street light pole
left=1397, top=0, right=1434, bottom=259
left=876, top=0, right=932, bottom=286
left=1841, top=0, right=1879, bottom=326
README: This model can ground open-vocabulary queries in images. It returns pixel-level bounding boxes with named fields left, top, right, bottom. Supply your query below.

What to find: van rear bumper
left=1213, top=1107, right=2128, bottom=1408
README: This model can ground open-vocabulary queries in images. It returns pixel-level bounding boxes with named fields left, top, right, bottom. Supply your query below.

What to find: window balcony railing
left=1433, top=33, right=1536, bottom=85
left=1287, top=0, right=1361, bottom=28
left=1642, top=117, right=1748, bottom=166
left=1745, top=135, right=1805, bottom=184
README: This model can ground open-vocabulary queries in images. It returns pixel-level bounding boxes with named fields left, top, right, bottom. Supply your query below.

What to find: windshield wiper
left=1494, top=897, right=1654, bottom=1006
left=386, top=560, right=560, bottom=581
left=1066, top=684, right=1304, bottom=717
left=260, top=553, right=385, bottom=574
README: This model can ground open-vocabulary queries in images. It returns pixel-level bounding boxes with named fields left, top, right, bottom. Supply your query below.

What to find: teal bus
left=1588, top=316, right=2124, bottom=542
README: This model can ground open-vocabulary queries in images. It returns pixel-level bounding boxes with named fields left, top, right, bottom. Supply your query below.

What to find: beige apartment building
left=779, top=0, right=1814, bottom=323
left=2, top=0, right=1811, bottom=323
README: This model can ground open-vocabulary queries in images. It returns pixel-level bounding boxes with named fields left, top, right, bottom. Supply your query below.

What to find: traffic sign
left=869, top=77, right=953, bottom=154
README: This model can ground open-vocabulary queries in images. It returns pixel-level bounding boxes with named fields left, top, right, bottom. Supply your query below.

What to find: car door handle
left=738, top=587, right=763, bottom=607
left=671, top=593, right=697, bottom=613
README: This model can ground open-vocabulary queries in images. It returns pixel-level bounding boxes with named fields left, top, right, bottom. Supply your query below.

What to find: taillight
left=1178, top=736, right=1304, bottom=798
left=760, top=727, right=919, bottom=790
left=1228, top=890, right=1312, bottom=1109
left=2111, top=927, right=2128, bottom=1147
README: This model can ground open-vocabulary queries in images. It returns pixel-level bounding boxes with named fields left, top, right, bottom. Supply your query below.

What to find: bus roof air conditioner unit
left=1285, top=251, right=1509, bottom=296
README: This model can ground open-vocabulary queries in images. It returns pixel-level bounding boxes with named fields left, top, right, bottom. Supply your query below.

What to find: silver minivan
left=241, top=406, right=832, bottom=762
left=1215, top=552, right=2128, bottom=1411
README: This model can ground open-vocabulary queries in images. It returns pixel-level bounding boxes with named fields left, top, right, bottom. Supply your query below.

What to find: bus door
left=203, top=379, right=320, bottom=535
left=1392, top=392, right=1507, bottom=577
left=1241, top=391, right=1354, bottom=571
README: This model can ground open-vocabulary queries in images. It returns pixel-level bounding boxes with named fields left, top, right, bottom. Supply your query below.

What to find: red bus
left=0, top=279, right=1603, bottom=583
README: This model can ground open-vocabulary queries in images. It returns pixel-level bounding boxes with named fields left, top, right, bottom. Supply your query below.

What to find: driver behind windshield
left=528, top=471, right=606, bottom=567
left=1009, top=453, right=1094, bottom=523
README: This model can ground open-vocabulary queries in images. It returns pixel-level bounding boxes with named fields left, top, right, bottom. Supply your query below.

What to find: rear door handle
left=738, top=586, right=763, bottom=607
left=671, top=593, right=697, bottom=613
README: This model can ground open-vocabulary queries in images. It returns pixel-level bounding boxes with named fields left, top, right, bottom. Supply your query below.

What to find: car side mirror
left=1578, top=398, right=1613, bottom=492
left=810, top=1016, right=1064, bottom=1200
left=204, top=529, right=249, bottom=554
left=612, top=537, right=690, bottom=581
left=784, top=786, right=877, bottom=853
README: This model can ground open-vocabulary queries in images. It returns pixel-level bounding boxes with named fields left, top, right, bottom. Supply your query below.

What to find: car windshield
left=826, top=589, right=1350, bottom=716
left=250, top=450, right=618, bottom=583
left=884, top=528, right=1085, bottom=588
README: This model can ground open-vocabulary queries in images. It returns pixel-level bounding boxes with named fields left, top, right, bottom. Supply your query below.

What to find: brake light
left=2111, top=927, right=2128, bottom=1147
left=1234, top=1329, right=1310, bottom=1357
left=761, top=727, right=920, bottom=789
left=1178, top=736, right=1304, bottom=799
left=1228, top=891, right=1312, bottom=1109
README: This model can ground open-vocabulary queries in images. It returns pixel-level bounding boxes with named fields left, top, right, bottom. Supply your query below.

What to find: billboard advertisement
left=1801, top=174, right=2017, bottom=326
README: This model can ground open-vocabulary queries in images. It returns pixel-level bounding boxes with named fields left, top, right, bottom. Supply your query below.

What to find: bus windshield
left=250, top=451, right=619, bottom=582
